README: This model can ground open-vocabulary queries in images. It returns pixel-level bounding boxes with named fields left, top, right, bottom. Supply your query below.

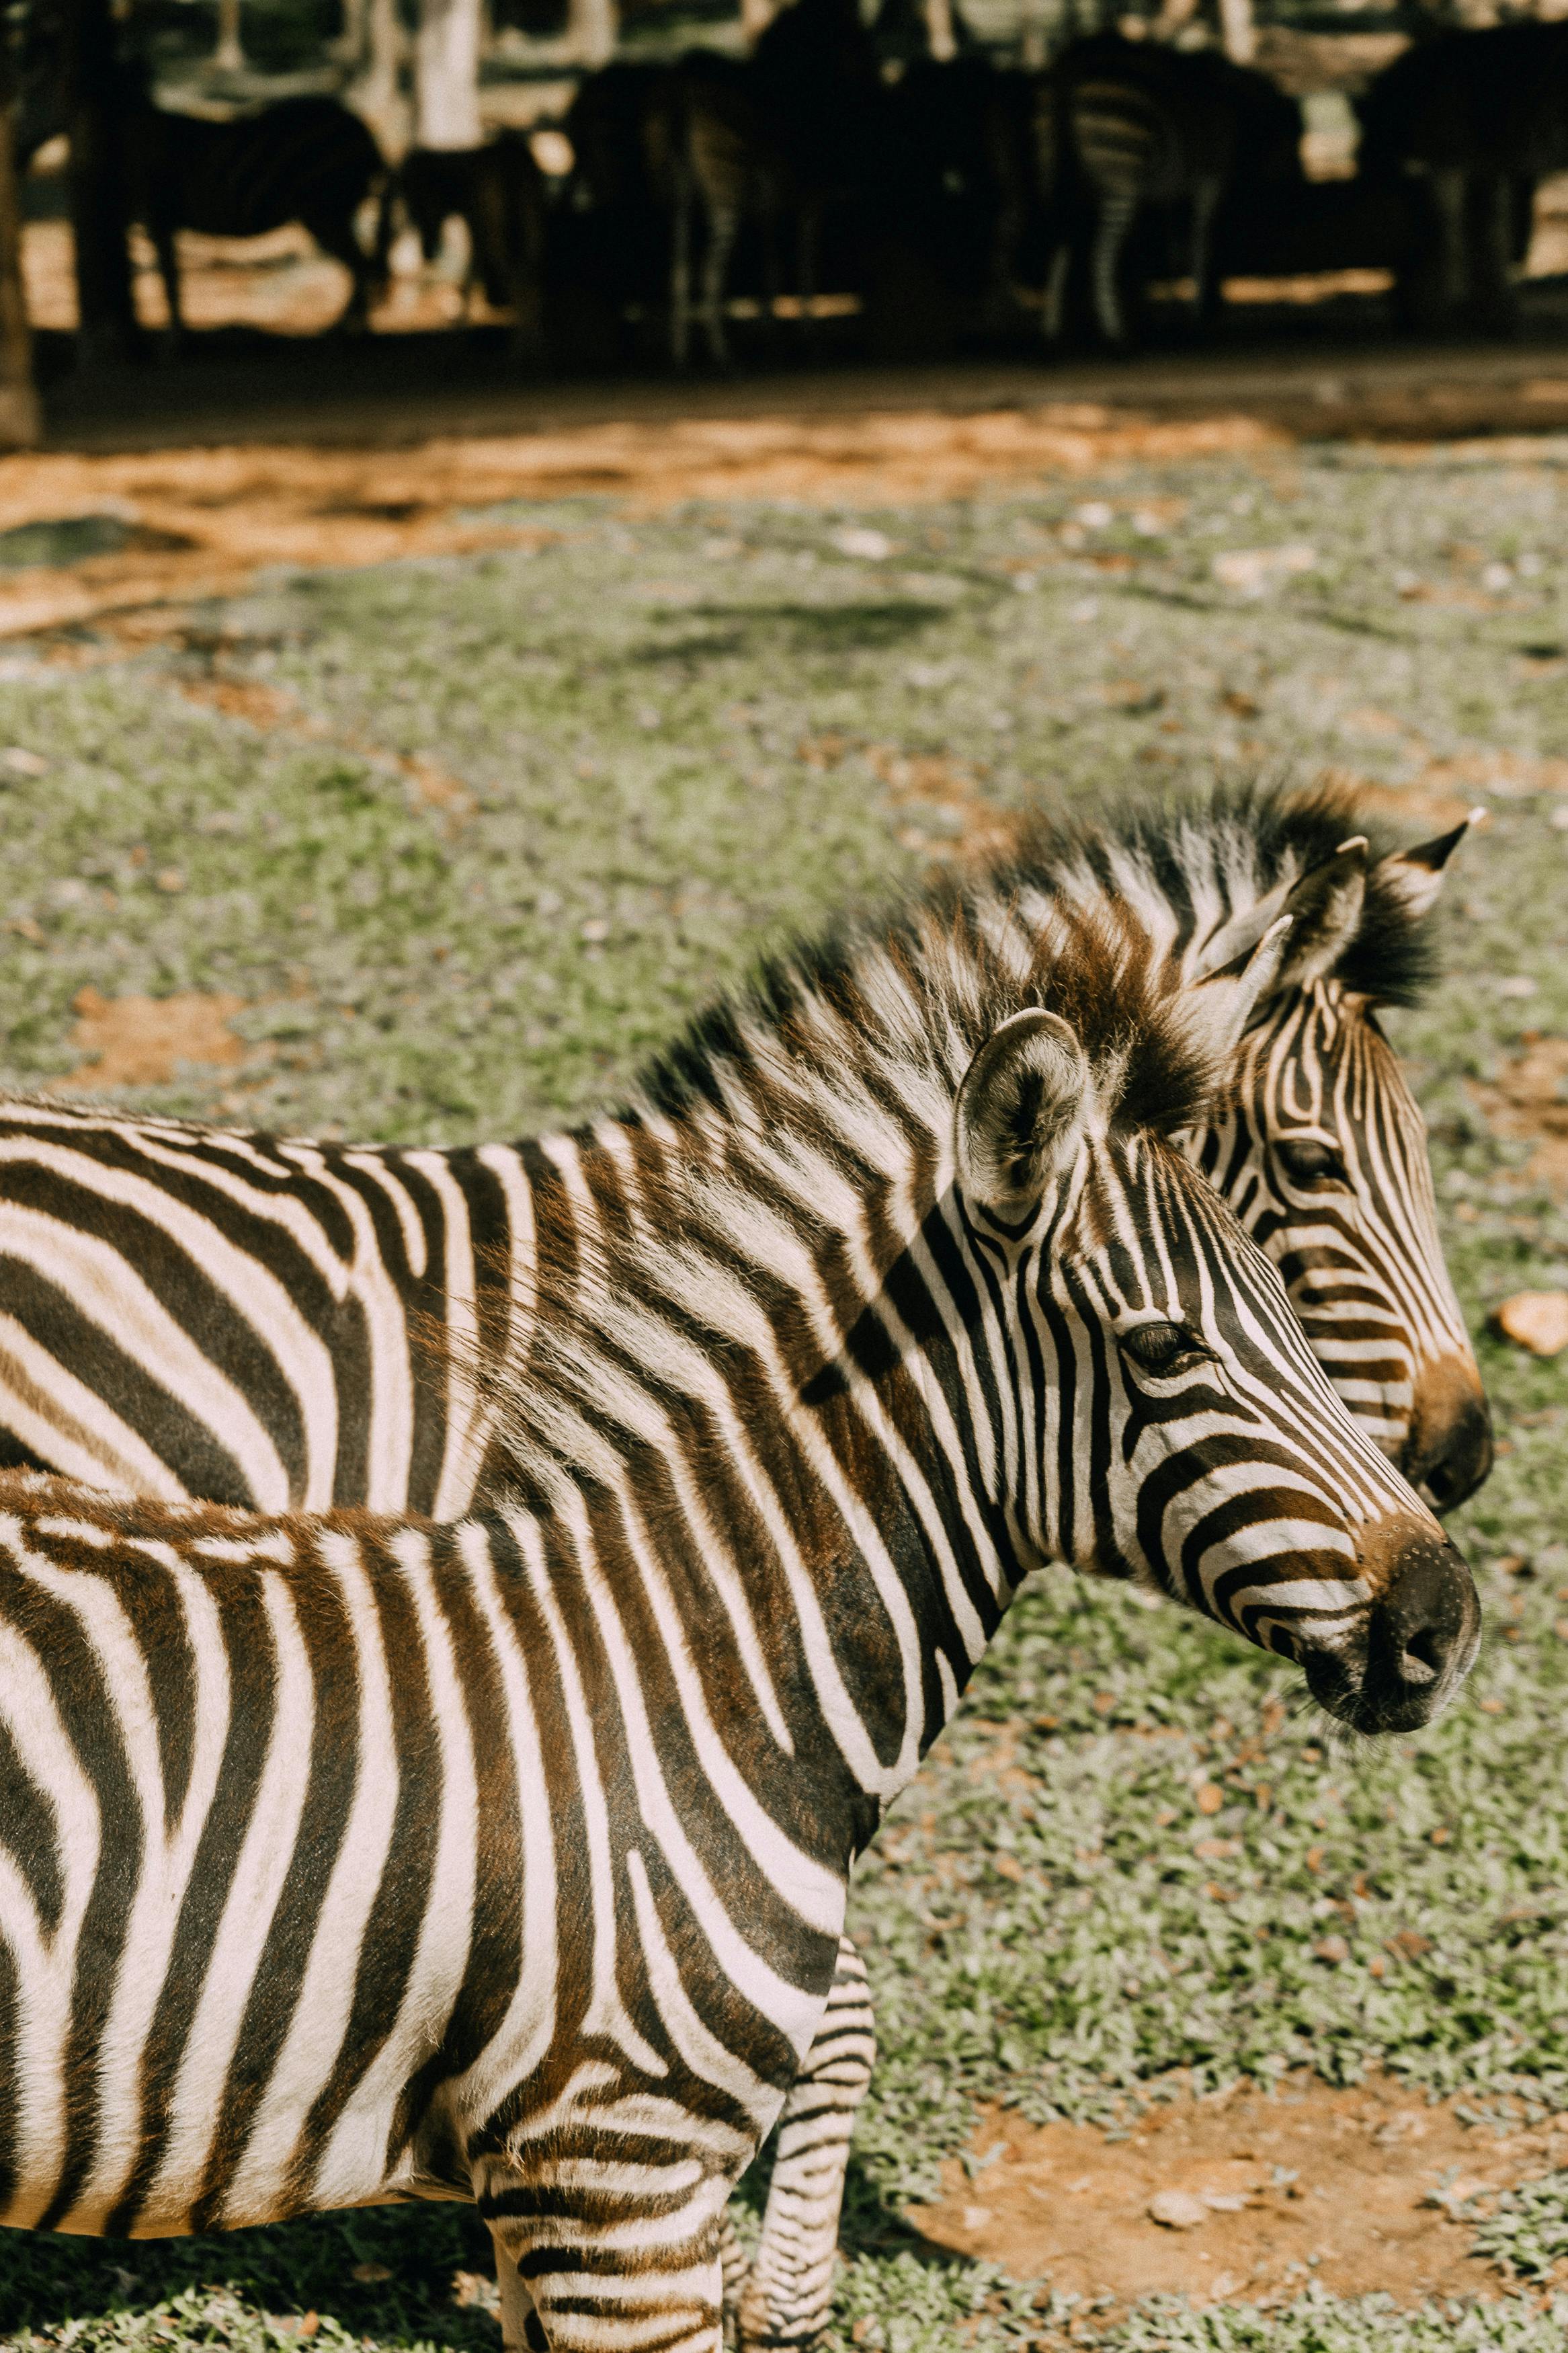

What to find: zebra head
left=952, top=918, right=1479, bottom=1737
left=1182, top=811, right=1490, bottom=1513
left=1004, top=789, right=1491, bottom=1516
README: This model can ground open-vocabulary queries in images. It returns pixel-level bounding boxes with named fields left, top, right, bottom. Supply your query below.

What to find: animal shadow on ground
left=626, top=598, right=951, bottom=666
left=0, top=2197, right=501, bottom=2346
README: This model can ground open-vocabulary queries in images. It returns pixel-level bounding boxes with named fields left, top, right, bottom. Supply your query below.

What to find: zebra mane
left=995, top=779, right=1442, bottom=1009
left=483, top=901, right=1234, bottom=1501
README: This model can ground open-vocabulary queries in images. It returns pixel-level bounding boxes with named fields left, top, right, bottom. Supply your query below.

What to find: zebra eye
left=1119, top=1320, right=1207, bottom=1376
left=1276, top=1137, right=1349, bottom=1191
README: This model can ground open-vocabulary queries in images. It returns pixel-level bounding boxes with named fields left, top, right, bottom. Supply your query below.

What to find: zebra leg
left=795, top=204, right=821, bottom=357
left=491, top=2208, right=727, bottom=2353
left=702, top=202, right=741, bottom=370
left=1188, top=174, right=1222, bottom=333
left=307, top=208, right=376, bottom=331
left=671, top=176, right=694, bottom=367
left=720, top=2211, right=751, bottom=2346
left=1429, top=167, right=1468, bottom=327
left=495, top=2240, right=546, bottom=2353
left=1473, top=172, right=1520, bottom=333
left=1090, top=188, right=1137, bottom=349
left=151, top=216, right=183, bottom=345
left=1042, top=242, right=1071, bottom=344
left=738, top=1936, right=876, bottom=2350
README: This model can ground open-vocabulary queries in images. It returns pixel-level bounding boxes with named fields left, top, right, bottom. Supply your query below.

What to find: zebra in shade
left=1041, top=36, right=1303, bottom=348
left=1357, top=21, right=1568, bottom=333
left=0, top=785, right=1488, bottom=1521
left=0, top=904, right=1476, bottom=2353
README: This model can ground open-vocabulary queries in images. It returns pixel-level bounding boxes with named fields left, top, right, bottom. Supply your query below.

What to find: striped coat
left=0, top=787, right=1490, bottom=1523
left=0, top=906, right=1475, bottom=2353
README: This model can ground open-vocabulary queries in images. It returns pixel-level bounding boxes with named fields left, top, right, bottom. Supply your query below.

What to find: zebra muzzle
left=1303, top=1523, right=1481, bottom=1735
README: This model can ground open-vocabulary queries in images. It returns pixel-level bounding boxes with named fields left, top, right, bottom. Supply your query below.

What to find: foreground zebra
left=0, top=786, right=1488, bottom=1518
left=0, top=906, right=1477, bottom=2353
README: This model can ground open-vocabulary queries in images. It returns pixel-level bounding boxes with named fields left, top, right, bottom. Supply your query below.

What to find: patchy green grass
left=3, top=437, right=1568, bottom=2348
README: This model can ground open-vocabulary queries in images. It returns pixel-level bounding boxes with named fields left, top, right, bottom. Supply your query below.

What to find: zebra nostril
left=1398, top=1624, right=1444, bottom=1686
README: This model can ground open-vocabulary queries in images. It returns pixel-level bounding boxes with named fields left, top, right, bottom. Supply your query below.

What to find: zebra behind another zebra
left=0, top=903, right=1477, bottom=2353
left=0, top=786, right=1489, bottom=1521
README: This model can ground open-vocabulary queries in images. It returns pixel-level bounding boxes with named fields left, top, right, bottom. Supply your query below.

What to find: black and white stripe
left=0, top=904, right=1477, bottom=2352
left=1019, top=785, right=1491, bottom=1505
left=0, top=787, right=1487, bottom=1522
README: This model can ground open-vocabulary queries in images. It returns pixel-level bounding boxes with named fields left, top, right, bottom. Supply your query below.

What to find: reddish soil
left=0, top=408, right=1290, bottom=639
left=52, top=986, right=249, bottom=1091
left=910, top=2073, right=1568, bottom=2319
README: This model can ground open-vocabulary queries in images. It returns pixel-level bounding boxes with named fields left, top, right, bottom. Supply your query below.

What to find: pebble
left=1493, top=1291, right=1568, bottom=1358
left=1149, top=2188, right=1208, bottom=2230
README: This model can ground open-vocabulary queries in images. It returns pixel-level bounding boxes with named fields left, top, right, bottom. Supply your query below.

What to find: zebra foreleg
left=702, top=201, right=741, bottom=370
left=150, top=215, right=184, bottom=347
left=737, top=1936, right=876, bottom=2350
left=1089, top=186, right=1138, bottom=349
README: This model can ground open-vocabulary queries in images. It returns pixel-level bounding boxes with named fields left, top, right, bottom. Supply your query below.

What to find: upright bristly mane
left=482, top=900, right=1227, bottom=1504
left=997, top=780, right=1442, bottom=1008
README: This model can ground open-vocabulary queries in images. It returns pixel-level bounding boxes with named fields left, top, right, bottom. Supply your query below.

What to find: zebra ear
left=1180, top=912, right=1296, bottom=1060
left=1272, top=835, right=1369, bottom=992
left=1372, top=807, right=1485, bottom=921
left=955, top=1008, right=1089, bottom=1218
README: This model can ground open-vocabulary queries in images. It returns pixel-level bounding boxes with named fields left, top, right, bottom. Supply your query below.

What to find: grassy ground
left=2, top=437, right=1568, bottom=2347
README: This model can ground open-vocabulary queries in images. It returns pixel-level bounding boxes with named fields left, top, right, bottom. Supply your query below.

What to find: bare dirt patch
left=50, top=986, right=249, bottom=1091
left=909, top=2073, right=1568, bottom=2319
left=1469, top=1036, right=1568, bottom=1195
left=0, top=409, right=1285, bottom=639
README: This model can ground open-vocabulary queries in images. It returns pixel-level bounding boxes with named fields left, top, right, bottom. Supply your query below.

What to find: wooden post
left=63, top=0, right=138, bottom=366
left=415, top=0, right=483, bottom=147
left=0, top=87, right=39, bottom=446
left=566, top=0, right=616, bottom=68
left=212, top=0, right=247, bottom=73
left=1216, top=0, right=1255, bottom=63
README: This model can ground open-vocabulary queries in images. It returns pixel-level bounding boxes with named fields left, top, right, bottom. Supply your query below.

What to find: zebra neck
left=485, top=1138, right=1024, bottom=1837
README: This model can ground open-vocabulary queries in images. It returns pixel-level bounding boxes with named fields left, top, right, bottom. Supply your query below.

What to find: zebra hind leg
left=495, top=2240, right=547, bottom=2353
left=1089, top=186, right=1138, bottom=349
left=489, top=2210, right=727, bottom=2353
left=738, top=1936, right=876, bottom=2350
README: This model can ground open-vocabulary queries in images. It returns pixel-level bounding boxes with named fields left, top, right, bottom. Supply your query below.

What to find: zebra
left=0, top=784, right=1488, bottom=1521
left=660, top=0, right=882, bottom=369
left=1042, top=37, right=1302, bottom=350
left=1356, top=22, right=1568, bottom=334
left=0, top=898, right=1477, bottom=2353
left=1012, top=786, right=1491, bottom=1509
left=393, top=134, right=550, bottom=364
left=13, top=23, right=390, bottom=338
left=130, top=93, right=390, bottom=337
